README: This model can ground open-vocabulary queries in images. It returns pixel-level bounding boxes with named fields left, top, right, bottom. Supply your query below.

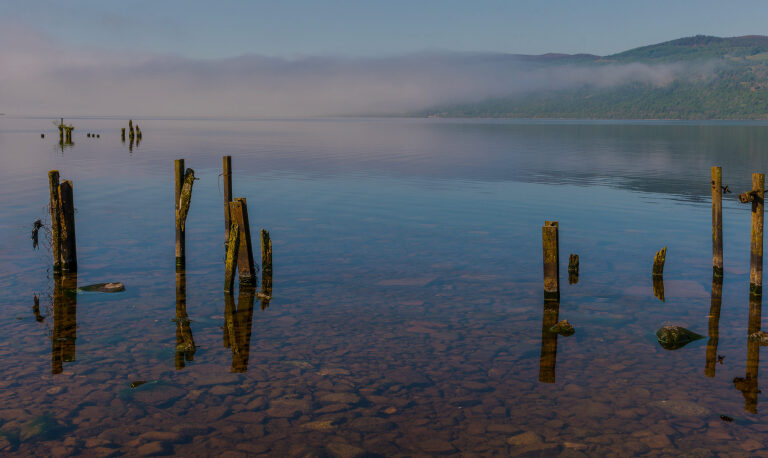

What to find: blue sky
left=5, top=0, right=768, bottom=58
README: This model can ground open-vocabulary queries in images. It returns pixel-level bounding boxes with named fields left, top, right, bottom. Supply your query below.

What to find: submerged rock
left=78, top=282, right=125, bottom=293
left=656, top=326, right=704, bottom=350
left=550, top=320, right=575, bottom=336
left=749, top=331, right=768, bottom=346
left=649, top=400, right=710, bottom=417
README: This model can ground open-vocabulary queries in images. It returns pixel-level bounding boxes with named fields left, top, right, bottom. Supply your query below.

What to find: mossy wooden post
left=705, top=275, right=723, bottom=377
left=223, top=156, right=233, bottom=250
left=224, top=223, right=240, bottom=293
left=542, top=221, right=559, bottom=301
left=750, top=173, right=764, bottom=297
left=652, top=247, right=666, bottom=277
left=48, top=170, right=62, bottom=273
left=58, top=180, right=77, bottom=272
left=712, top=167, right=724, bottom=277
left=174, top=159, right=185, bottom=269
left=230, top=198, right=257, bottom=286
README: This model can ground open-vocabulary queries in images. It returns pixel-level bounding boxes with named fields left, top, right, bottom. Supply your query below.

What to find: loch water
left=2, top=117, right=768, bottom=456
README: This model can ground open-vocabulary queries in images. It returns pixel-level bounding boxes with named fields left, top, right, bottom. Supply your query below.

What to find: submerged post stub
left=174, top=159, right=185, bottom=269
left=542, top=221, right=560, bottom=301
left=652, top=247, right=666, bottom=277
left=750, top=173, right=764, bottom=296
left=712, top=166, right=724, bottom=277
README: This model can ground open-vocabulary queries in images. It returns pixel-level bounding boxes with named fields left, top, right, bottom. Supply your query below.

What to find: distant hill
left=421, top=35, right=768, bottom=120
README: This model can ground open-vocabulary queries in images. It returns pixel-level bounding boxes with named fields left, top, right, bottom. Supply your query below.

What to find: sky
left=1, top=0, right=767, bottom=116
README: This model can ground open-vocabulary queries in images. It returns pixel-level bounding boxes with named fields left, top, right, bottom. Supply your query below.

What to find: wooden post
left=229, top=198, right=257, bottom=286
left=175, top=159, right=185, bottom=269
left=750, top=173, right=765, bottom=297
left=223, top=156, right=233, bottom=250
left=224, top=223, right=240, bottom=293
left=705, top=275, right=723, bottom=377
left=712, top=167, right=724, bottom=277
left=58, top=180, right=77, bottom=272
left=542, top=221, right=559, bottom=301
left=652, top=247, right=666, bottom=277
left=121, top=128, right=126, bottom=141
left=48, top=170, right=62, bottom=273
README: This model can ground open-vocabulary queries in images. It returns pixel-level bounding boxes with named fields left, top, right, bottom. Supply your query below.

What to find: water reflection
left=538, top=300, right=560, bottom=383
left=705, top=275, right=724, bottom=377
left=174, top=271, right=196, bottom=370
left=52, top=274, right=77, bottom=374
left=32, top=294, right=45, bottom=322
left=653, top=276, right=665, bottom=302
left=224, top=287, right=256, bottom=373
left=734, top=295, right=762, bottom=413
left=260, top=269, right=272, bottom=311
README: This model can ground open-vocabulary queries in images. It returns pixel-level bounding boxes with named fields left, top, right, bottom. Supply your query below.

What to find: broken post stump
left=174, top=159, right=185, bottom=269
left=223, top=156, right=232, bottom=250
left=750, top=173, right=764, bottom=297
left=652, top=247, right=666, bottom=277
left=48, top=170, right=62, bottom=273
left=712, top=166, right=723, bottom=277
left=229, top=198, right=257, bottom=286
left=58, top=180, right=77, bottom=272
left=542, top=221, right=559, bottom=301
left=224, top=223, right=240, bottom=293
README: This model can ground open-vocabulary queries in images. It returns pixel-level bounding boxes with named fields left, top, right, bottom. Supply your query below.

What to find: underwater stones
left=649, top=400, right=710, bottom=417
left=656, top=326, right=704, bottom=350
left=19, top=414, right=63, bottom=442
left=550, top=320, right=575, bottom=336
left=748, top=331, right=768, bottom=345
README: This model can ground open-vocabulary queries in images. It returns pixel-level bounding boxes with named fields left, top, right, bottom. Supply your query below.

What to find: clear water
left=2, top=117, right=768, bottom=456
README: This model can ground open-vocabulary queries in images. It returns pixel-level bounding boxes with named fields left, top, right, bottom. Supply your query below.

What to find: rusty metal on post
left=712, top=166, right=724, bottom=277
left=229, top=198, right=257, bottom=286
left=175, top=159, right=185, bottom=270
left=223, top=156, right=233, bottom=251
left=542, top=221, right=559, bottom=301
left=750, top=173, right=764, bottom=297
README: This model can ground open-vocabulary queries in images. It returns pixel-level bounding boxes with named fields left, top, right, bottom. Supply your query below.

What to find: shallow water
left=2, top=117, right=768, bottom=456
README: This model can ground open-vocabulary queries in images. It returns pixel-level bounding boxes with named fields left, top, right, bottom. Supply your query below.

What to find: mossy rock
left=656, top=326, right=703, bottom=350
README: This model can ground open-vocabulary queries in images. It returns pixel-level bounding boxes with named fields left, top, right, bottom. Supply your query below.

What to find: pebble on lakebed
left=656, top=325, right=703, bottom=350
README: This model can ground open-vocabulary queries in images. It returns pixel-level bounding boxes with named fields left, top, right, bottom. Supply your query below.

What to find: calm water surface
left=2, top=117, right=768, bottom=456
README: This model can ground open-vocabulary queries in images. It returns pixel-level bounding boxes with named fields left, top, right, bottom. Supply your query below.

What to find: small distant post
left=223, top=156, right=233, bottom=250
left=229, top=198, right=257, bottom=286
left=712, top=167, right=724, bottom=277
left=175, top=159, right=185, bottom=269
left=48, top=171, right=62, bottom=273
left=542, top=221, right=559, bottom=301
left=121, top=128, right=126, bottom=141
left=750, top=173, right=765, bottom=297
left=58, top=180, right=77, bottom=272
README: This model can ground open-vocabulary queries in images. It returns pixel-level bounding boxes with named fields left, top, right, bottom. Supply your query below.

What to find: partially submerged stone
left=749, top=331, right=768, bottom=346
left=656, top=325, right=703, bottom=350
left=550, top=320, right=575, bottom=336
left=78, top=282, right=125, bottom=293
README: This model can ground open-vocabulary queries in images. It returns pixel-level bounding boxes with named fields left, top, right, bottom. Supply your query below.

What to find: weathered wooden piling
left=58, top=180, right=77, bottom=272
left=705, top=275, right=723, bottom=377
left=542, top=221, right=559, bottom=301
left=223, top=156, right=233, bottom=249
left=652, top=247, right=666, bottom=277
left=712, top=167, right=724, bottom=277
left=229, top=198, right=257, bottom=286
left=224, top=223, right=240, bottom=293
left=568, top=253, right=579, bottom=284
left=177, top=168, right=196, bottom=232
left=174, top=159, right=185, bottom=268
left=750, top=173, right=764, bottom=297
left=48, top=171, right=62, bottom=273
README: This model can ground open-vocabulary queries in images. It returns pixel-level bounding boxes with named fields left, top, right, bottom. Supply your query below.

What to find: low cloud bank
left=0, top=28, right=717, bottom=117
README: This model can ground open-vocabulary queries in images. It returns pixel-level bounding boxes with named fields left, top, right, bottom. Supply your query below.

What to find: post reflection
left=653, top=276, right=665, bottom=302
left=260, top=269, right=272, bottom=310
left=175, top=271, right=196, bottom=370
left=52, top=274, right=77, bottom=374
left=539, top=299, right=560, bottom=383
left=734, top=294, right=761, bottom=413
left=705, top=275, right=723, bottom=377
left=224, top=287, right=256, bottom=372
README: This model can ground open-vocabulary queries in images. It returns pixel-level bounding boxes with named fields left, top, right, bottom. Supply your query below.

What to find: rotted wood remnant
left=652, top=247, right=666, bottom=277
left=542, top=221, right=559, bottom=301
left=229, top=198, right=257, bottom=286
left=177, top=168, right=196, bottom=232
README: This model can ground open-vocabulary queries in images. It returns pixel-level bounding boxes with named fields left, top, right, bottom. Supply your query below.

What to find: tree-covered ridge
left=422, top=35, right=768, bottom=120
